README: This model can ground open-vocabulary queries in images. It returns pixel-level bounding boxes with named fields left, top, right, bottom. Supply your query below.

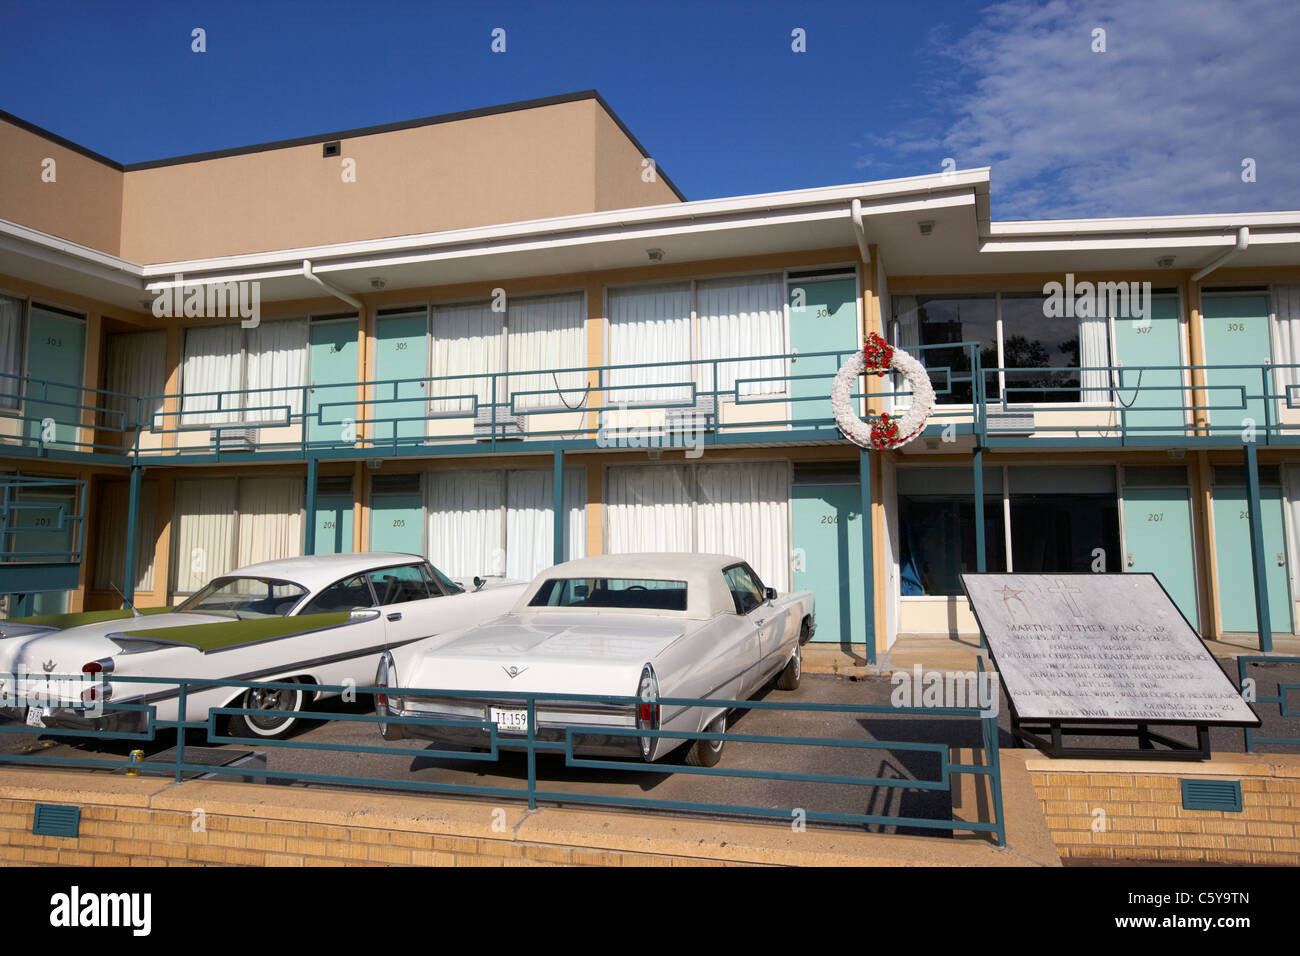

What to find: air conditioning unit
left=665, top=396, right=716, bottom=433
left=210, top=425, right=258, bottom=450
left=985, top=410, right=1035, bottom=435
left=472, top=406, right=525, bottom=440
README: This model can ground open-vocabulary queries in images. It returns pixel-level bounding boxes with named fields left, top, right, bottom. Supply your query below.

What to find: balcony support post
left=859, top=446, right=876, bottom=665
left=122, top=465, right=142, bottom=606
left=553, top=448, right=565, bottom=566
left=304, top=456, right=318, bottom=556
left=973, top=447, right=986, bottom=574
left=1244, top=441, right=1273, bottom=652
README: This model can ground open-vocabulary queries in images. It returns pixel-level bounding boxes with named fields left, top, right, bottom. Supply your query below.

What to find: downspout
left=1191, top=226, right=1249, bottom=282
left=302, top=259, right=363, bottom=309
left=850, top=199, right=872, bottom=265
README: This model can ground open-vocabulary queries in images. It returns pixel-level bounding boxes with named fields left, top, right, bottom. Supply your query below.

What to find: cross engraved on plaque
left=1046, top=580, right=1084, bottom=617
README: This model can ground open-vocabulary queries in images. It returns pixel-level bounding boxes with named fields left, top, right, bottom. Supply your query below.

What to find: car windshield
left=177, top=577, right=308, bottom=619
left=528, top=577, right=687, bottom=612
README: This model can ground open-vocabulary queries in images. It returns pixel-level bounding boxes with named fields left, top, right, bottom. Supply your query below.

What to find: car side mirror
left=473, top=576, right=485, bottom=592
left=764, top=587, right=777, bottom=603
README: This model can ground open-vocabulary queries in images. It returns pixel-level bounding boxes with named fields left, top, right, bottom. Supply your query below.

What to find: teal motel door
left=7, top=488, right=77, bottom=615
left=792, top=480, right=865, bottom=645
left=368, top=476, right=423, bottom=556
left=374, top=311, right=428, bottom=447
left=1202, top=294, right=1272, bottom=437
left=1112, top=295, right=1186, bottom=438
left=789, top=276, right=860, bottom=433
left=1212, top=474, right=1292, bottom=634
left=24, top=306, right=86, bottom=448
left=309, top=318, right=359, bottom=445
left=313, top=477, right=355, bottom=556
left=1120, top=469, right=1199, bottom=629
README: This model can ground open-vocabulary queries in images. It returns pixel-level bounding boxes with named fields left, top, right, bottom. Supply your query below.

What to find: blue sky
left=2, top=0, right=1297, bottom=220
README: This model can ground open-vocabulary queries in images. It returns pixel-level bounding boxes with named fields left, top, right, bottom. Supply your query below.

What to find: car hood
left=402, top=612, right=690, bottom=695
left=0, top=612, right=224, bottom=677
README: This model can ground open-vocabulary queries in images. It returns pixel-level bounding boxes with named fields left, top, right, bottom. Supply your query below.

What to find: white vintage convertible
left=0, top=553, right=524, bottom=739
left=375, top=553, right=816, bottom=765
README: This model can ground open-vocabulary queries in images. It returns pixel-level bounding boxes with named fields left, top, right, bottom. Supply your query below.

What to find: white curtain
left=93, top=481, right=158, bottom=593
left=1270, top=286, right=1300, bottom=403
left=180, top=324, right=244, bottom=425
left=104, top=330, right=166, bottom=431
left=173, top=479, right=236, bottom=591
left=506, top=293, right=586, bottom=411
left=503, top=468, right=587, bottom=580
left=1079, top=313, right=1111, bottom=402
left=0, top=294, right=23, bottom=410
left=605, top=464, right=694, bottom=554
left=429, top=302, right=502, bottom=413
left=697, top=275, right=787, bottom=398
left=236, top=477, right=304, bottom=567
left=425, top=469, right=505, bottom=579
left=892, top=295, right=919, bottom=411
left=245, top=319, right=308, bottom=424
left=607, top=283, right=693, bottom=404
left=695, top=461, right=791, bottom=592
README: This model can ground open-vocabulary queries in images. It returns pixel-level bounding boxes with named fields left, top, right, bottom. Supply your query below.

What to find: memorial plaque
left=961, top=573, right=1259, bottom=726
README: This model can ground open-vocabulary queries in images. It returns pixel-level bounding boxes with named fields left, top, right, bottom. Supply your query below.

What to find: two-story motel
left=2, top=90, right=1299, bottom=660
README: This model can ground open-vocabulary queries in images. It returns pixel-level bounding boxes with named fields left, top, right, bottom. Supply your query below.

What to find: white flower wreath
left=830, top=337, right=936, bottom=450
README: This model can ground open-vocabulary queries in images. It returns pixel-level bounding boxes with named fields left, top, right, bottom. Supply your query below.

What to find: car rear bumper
left=382, top=696, right=647, bottom=759
left=1, top=704, right=148, bottom=735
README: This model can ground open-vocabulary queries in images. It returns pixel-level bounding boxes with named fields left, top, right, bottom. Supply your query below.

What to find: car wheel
left=228, top=679, right=304, bottom=740
left=684, top=712, right=725, bottom=767
left=775, top=645, right=801, bottom=691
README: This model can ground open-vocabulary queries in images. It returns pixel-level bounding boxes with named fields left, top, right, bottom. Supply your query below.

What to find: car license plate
left=490, top=707, right=528, bottom=734
left=25, top=706, right=46, bottom=728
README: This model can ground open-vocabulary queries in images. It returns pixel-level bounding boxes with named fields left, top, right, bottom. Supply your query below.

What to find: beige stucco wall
left=119, top=98, right=679, bottom=264
left=0, top=118, right=123, bottom=255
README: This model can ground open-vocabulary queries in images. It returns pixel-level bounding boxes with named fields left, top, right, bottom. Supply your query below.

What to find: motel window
left=892, top=292, right=1111, bottom=405
left=0, top=294, right=23, bottom=410
left=421, top=467, right=587, bottom=582
left=604, top=460, right=791, bottom=592
left=426, top=292, right=587, bottom=414
left=605, top=276, right=788, bottom=407
left=171, top=476, right=305, bottom=593
left=898, top=467, right=1006, bottom=596
left=1007, top=467, right=1120, bottom=574
left=180, top=319, right=309, bottom=426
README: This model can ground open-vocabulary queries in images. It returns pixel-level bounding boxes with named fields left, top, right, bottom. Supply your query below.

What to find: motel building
left=1, top=90, right=1300, bottom=662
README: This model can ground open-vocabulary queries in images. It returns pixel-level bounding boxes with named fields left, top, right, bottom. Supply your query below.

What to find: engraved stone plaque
left=961, top=573, right=1259, bottom=725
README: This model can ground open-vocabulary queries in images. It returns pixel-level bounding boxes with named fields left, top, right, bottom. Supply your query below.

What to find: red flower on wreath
left=862, top=331, right=894, bottom=377
left=870, top=412, right=901, bottom=449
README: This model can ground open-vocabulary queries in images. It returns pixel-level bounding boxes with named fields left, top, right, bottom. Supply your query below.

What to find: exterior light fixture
left=647, top=248, right=665, bottom=262
left=917, top=220, right=935, bottom=237
left=370, top=278, right=386, bottom=289
left=1157, top=256, right=1176, bottom=268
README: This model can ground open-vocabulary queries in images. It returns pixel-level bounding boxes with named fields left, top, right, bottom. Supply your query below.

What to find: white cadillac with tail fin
left=0, top=553, right=524, bottom=739
left=375, top=553, right=815, bottom=766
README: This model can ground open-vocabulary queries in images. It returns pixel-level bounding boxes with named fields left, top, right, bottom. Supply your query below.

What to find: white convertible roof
left=228, top=552, right=426, bottom=593
left=515, top=552, right=750, bottom=619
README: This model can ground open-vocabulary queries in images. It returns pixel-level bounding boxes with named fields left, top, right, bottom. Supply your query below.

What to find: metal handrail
left=0, top=670, right=1006, bottom=844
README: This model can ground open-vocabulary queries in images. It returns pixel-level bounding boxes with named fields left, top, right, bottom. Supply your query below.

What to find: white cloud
left=872, top=0, right=1300, bottom=218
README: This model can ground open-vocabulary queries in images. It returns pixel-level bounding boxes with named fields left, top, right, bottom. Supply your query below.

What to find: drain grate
left=32, top=803, right=80, bottom=838
left=1181, top=779, right=1243, bottom=812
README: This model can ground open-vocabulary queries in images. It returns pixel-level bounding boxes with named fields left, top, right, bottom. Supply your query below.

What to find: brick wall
left=0, top=769, right=1029, bottom=867
left=1026, top=754, right=1300, bottom=865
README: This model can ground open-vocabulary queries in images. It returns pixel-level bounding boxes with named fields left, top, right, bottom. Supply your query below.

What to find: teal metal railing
left=0, top=667, right=1006, bottom=843
left=0, top=475, right=87, bottom=565
left=1237, top=655, right=1300, bottom=751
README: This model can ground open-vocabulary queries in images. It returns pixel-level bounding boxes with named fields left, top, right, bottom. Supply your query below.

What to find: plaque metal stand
left=1007, top=713, right=1213, bottom=761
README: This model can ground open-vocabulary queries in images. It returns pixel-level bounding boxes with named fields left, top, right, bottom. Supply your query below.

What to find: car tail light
left=81, top=683, right=112, bottom=704
left=636, top=664, right=659, bottom=760
left=82, top=657, right=115, bottom=676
